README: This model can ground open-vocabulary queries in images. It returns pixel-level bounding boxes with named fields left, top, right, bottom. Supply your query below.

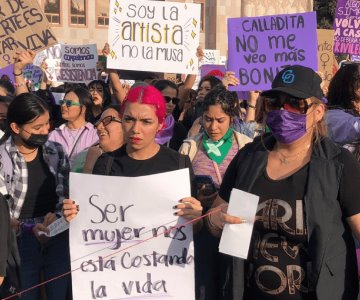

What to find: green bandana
left=202, top=128, right=233, bottom=164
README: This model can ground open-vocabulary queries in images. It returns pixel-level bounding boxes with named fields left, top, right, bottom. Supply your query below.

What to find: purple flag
left=334, top=0, right=360, bottom=55
left=227, top=12, right=318, bottom=91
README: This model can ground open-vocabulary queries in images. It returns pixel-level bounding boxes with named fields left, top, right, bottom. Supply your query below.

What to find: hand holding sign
left=13, top=50, right=36, bottom=74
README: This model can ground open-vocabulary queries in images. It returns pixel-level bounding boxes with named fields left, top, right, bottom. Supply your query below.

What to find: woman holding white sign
left=207, top=65, right=360, bottom=300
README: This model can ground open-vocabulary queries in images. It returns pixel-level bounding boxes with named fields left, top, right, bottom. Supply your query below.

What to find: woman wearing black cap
left=207, top=65, right=360, bottom=300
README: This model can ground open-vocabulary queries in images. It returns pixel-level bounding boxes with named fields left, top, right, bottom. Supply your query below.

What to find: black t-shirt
left=219, top=147, right=360, bottom=299
left=19, top=149, right=58, bottom=219
left=245, top=164, right=316, bottom=299
left=93, top=145, right=196, bottom=196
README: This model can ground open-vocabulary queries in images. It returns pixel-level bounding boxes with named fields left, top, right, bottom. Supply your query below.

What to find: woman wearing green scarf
left=179, top=86, right=252, bottom=300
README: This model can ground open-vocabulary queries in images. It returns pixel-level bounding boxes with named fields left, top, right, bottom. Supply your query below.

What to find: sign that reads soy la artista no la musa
left=227, top=12, right=318, bottom=91
left=0, top=0, right=57, bottom=67
left=34, top=43, right=98, bottom=83
left=107, top=0, right=201, bottom=74
left=69, top=170, right=195, bottom=300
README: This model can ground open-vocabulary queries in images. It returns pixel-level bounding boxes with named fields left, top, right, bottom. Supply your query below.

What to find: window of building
left=96, top=0, right=109, bottom=26
left=194, top=0, right=206, bottom=32
left=43, top=0, right=61, bottom=24
left=70, top=0, right=86, bottom=26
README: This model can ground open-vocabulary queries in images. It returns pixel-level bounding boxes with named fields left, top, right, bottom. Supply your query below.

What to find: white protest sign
left=69, top=170, right=195, bottom=300
left=219, top=189, right=259, bottom=259
left=36, top=44, right=98, bottom=83
left=108, top=0, right=201, bottom=74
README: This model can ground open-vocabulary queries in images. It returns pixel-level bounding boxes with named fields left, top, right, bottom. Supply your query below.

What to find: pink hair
left=121, top=85, right=166, bottom=124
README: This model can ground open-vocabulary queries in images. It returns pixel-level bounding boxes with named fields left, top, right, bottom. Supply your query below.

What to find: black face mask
left=22, top=133, right=48, bottom=148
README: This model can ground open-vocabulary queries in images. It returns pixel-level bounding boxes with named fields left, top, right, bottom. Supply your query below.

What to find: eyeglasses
left=264, top=95, right=313, bottom=114
left=164, top=96, right=180, bottom=105
left=59, top=99, right=81, bottom=107
left=95, top=115, right=122, bottom=128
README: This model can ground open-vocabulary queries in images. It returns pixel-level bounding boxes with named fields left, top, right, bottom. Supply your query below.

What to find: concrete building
left=38, top=0, right=313, bottom=55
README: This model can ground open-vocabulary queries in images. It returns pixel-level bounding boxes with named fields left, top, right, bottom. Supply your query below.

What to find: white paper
left=69, top=170, right=194, bottom=300
left=38, top=217, right=69, bottom=237
left=219, top=189, right=259, bottom=259
left=107, top=0, right=201, bottom=74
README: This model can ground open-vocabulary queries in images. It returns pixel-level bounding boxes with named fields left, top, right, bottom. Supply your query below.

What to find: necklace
left=19, top=148, right=38, bottom=155
left=275, top=144, right=311, bottom=164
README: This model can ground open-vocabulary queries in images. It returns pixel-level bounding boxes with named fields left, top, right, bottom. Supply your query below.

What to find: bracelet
left=13, top=71, right=23, bottom=76
left=248, top=104, right=256, bottom=109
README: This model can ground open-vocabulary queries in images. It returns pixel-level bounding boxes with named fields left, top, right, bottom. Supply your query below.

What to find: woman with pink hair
left=64, top=84, right=202, bottom=223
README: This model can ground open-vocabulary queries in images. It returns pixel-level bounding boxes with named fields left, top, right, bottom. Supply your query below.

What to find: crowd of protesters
left=0, top=43, right=360, bottom=300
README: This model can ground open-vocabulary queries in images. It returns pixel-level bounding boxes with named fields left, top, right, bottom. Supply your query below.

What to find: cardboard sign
left=0, top=0, right=57, bottom=67
left=317, top=29, right=335, bottom=87
left=69, top=170, right=195, bottom=300
left=227, top=12, right=318, bottom=91
left=107, top=0, right=201, bottom=75
left=334, top=0, right=360, bottom=55
left=35, top=44, right=98, bottom=83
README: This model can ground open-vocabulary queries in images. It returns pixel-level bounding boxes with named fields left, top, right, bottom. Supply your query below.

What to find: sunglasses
left=265, top=96, right=313, bottom=114
left=164, top=96, right=180, bottom=105
left=59, top=99, right=81, bottom=107
left=95, top=115, right=122, bottom=128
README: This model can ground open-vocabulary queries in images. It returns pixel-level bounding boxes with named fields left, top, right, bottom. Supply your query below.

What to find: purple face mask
left=266, top=110, right=306, bottom=144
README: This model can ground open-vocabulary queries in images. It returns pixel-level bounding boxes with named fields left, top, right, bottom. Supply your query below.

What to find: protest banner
left=0, top=0, right=57, bottom=68
left=69, top=170, right=195, bottom=300
left=36, top=44, right=98, bottom=83
left=317, top=29, right=335, bottom=87
left=334, top=0, right=360, bottom=55
left=107, top=0, right=201, bottom=75
left=352, top=54, right=360, bottom=61
left=201, top=49, right=221, bottom=66
left=227, top=12, right=318, bottom=91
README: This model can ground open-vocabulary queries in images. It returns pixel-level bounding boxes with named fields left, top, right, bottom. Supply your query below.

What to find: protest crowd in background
left=1, top=0, right=360, bottom=300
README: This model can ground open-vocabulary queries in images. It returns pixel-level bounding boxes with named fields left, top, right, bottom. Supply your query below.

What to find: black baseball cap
left=261, top=65, right=323, bottom=99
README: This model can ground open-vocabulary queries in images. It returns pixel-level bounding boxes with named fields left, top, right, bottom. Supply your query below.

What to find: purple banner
left=200, top=64, right=226, bottom=79
left=334, top=0, right=360, bottom=55
left=227, top=12, right=318, bottom=91
left=0, top=64, right=14, bottom=83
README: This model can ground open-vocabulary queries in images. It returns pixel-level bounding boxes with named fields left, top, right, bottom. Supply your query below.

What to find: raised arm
left=13, top=50, right=36, bottom=95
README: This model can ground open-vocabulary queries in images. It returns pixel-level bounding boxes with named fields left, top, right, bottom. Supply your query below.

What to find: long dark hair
left=64, top=87, right=93, bottom=122
left=327, top=63, right=360, bottom=111
left=0, top=93, right=49, bottom=144
left=88, top=80, right=112, bottom=108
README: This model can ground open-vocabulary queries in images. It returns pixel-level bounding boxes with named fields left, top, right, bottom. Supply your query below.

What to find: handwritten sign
left=0, top=0, right=57, bottom=67
left=107, top=0, right=201, bottom=74
left=69, top=170, right=195, bottom=300
left=227, top=12, right=318, bottom=91
left=35, top=44, right=98, bottom=83
left=334, top=0, right=360, bottom=55
left=317, top=29, right=335, bottom=87
left=201, top=49, right=220, bottom=66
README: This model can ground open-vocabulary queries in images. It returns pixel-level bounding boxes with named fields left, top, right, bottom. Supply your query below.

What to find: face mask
left=22, top=133, right=48, bottom=148
left=266, top=110, right=306, bottom=144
